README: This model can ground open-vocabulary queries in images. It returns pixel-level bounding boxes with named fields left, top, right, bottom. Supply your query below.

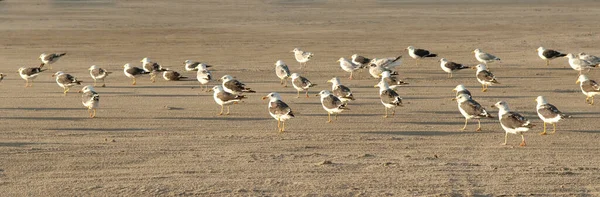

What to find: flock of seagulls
left=8, top=45, right=600, bottom=147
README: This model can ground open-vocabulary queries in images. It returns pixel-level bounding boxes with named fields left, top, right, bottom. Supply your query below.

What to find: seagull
left=291, top=73, right=317, bottom=98
left=351, top=54, right=371, bottom=69
left=162, top=69, right=187, bottom=81
left=337, top=57, right=360, bottom=80
left=368, top=56, right=402, bottom=79
left=212, top=85, right=247, bottom=115
left=474, top=64, right=500, bottom=92
left=184, top=60, right=212, bottom=71
left=576, top=74, right=600, bottom=105
left=219, top=75, right=255, bottom=95
left=78, top=85, right=100, bottom=118
left=566, top=53, right=598, bottom=75
left=141, top=57, right=167, bottom=83
left=39, top=53, right=66, bottom=70
left=405, top=46, right=437, bottom=66
left=291, top=48, right=313, bottom=69
left=535, top=96, right=571, bottom=135
left=374, top=79, right=403, bottom=118
left=537, top=47, right=566, bottom=66
left=123, top=63, right=150, bottom=85
left=88, top=65, right=112, bottom=87
left=381, top=70, right=408, bottom=86
left=452, top=84, right=472, bottom=100
left=0, top=73, right=5, bottom=82
left=274, top=60, right=291, bottom=87
left=317, top=90, right=349, bottom=123
left=439, top=58, right=470, bottom=78
left=196, top=65, right=212, bottom=92
left=473, top=49, right=501, bottom=65
left=327, top=77, right=354, bottom=103
left=578, top=53, right=600, bottom=65
left=455, top=94, right=493, bottom=131
left=18, top=67, right=46, bottom=87
left=52, top=71, right=82, bottom=95
left=491, top=101, right=535, bottom=146
left=262, top=92, right=294, bottom=133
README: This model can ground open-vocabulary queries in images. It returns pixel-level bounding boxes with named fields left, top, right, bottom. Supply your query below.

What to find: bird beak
left=403, top=49, right=407, bottom=51
left=327, top=80, right=331, bottom=83
left=451, top=98, right=457, bottom=101
left=471, top=51, right=475, bottom=54
left=217, top=78, right=222, bottom=81
left=576, top=79, right=580, bottom=84
left=290, top=50, right=294, bottom=53
left=374, top=85, right=379, bottom=88
left=51, top=74, right=55, bottom=78
left=262, top=96, right=268, bottom=100
left=490, top=105, right=496, bottom=108
left=77, top=90, right=82, bottom=93
left=336, top=60, right=340, bottom=62
left=452, top=88, right=457, bottom=92
left=471, top=67, right=476, bottom=69
left=140, top=60, right=143, bottom=62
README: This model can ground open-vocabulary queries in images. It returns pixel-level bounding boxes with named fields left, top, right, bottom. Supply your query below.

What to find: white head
left=52, top=71, right=65, bottom=77
left=351, top=54, right=358, bottom=59
left=141, top=57, right=150, bottom=64
left=337, top=57, right=346, bottom=63
left=453, top=84, right=467, bottom=92
left=291, top=48, right=300, bottom=53
left=290, top=73, right=300, bottom=79
left=566, top=53, right=576, bottom=59
left=317, top=90, right=332, bottom=98
left=275, top=60, right=285, bottom=67
left=39, top=53, right=47, bottom=59
left=327, top=77, right=341, bottom=85
left=212, top=85, right=224, bottom=93
left=262, top=92, right=283, bottom=102
left=89, top=65, right=99, bottom=70
left=80, top=85, right=95, bottom=93
left=492, top=101, right=510, bottom=112
left=18, top=67, right=25, bottom=72
left=381, top=71, right=392, bottom=79
left=184, top=60, right=194, bottom=65
left=576, top=74, right=589, bottom=84
left=197, top=63, right=209, bottom=70
left=439, top=58, right=448, bottom=63
left=537, top=46, right=545, bottom=52
left=578, top=52, right=587, bottom=57
left=475, top=64, right=487, bottom=71
left=455, top=94, right=470, bottom=102
left=220, top=75, right=234, bottom=82
left=535, top=96, right=548, bottom=105
left=375, top=79, right=390, bottom=91
left=406, top=46, right=415, bottom=51
left=123, top=63, right=132, bottom=69
left=474, top=48, right=482, bottom=54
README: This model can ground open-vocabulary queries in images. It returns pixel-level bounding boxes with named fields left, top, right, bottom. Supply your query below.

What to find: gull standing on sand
left=327, top=77, right=354, bottom=103
left=537, top=47, right=566, bottom=66
left=317, top=90, right=349, bottom=123
left=162, top=69, right=187, bottom=81
left=576, top=74, right=600, bottom=105
left=455, top=94, right=493, bottom=131
left=262, top=92, right=294, bottom=133
left=368, top=56, right=402, bottom=78
left=18, top=66, right=46, bottom=87
left=212, top=85, right=247, bottom=115
left=351, top=54, right=371, bottom=69
left=492, top=101, right=535, bottom=146
left=474, top=64, right=500, bottom=92
left=52, top=71, right=82, bottom=95
left=381, top=70, right=408, bottom=86
left=78, top=85, right=100, bottom=118
left=141, top=57, right=167, bottom=83
left=473, top=49, right=501, bottom=65
left=197, top=65, right=212, bottom=92
left=88, top=65, right=112, bottom=87
left=535, top=96, right=571, bottom=135
left=274, top=60, right=291, bottom=87
left=375, top=79, right=403, bottom=118
left=452, top=84, right=472, bottom=100
left=406, top=46, right=437, bottom=66
left=291, top=73, right=317, bottom=98
left=440, top=58, right=470, bottom=78
left=338, top=57, right=360, bottom=80
left=184, top=60, right=212, bottom=71
left=220, top=75, right=255, bottom=95
left=39, top=52, right=66, bottom=69
left=566, top=53, right=598, bottom=75
left=291, top=48, right=313, bottom=69
left=123, top=63, right=150, bottom=85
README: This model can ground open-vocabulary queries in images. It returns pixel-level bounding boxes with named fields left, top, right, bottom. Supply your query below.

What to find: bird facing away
left=162, top=69, right=187, bottom=81
left=474, top=64, right=500, bottom=92
left=537, top=47, right=566, bottom=66
left=123, top=63, right=150, bottom=85
left=375, top=79, right=403, bottom=118
left=212, top=85, right=247, bottom=116
left=18, top=67, right=46, bottom=87
left=452, top=84, right=472, bottom=101
left=473, top=49, right=501, bottom=65
left=262, top=92, right=294, bottom=133
left=327, top=77, right=355, bottom=103
left=52, top=71, right=82, bottom=95
left=338, top=57, right=360, bottom=80
left=220, top=75, right=256, bottom=95
left=566, top=53, right=598, bottom=75
left=406, top=46, right=437, bottom=66
left=141, top=57, right=167, bottom=83
left=196, top=66, right=212, bottom=92
left=491, top=101, right=535, bottom=146
left=291, top=48, right=313, bottom=69
left=535, top=96, right=571, bottom=135
left=274, top=60, right=291, bottom=87
left=89, top=65, right=112, bottom=87
left=78, top=85, right=100, bottom=118
left=317, top=90, right=349, bottom=123
left=439, top=58, right=470, bottom=78
left=576, top=74, right=600, bottom=105
left=291, top=73, right=317, bottom=98
left=455, top=94, right=493, bottom=131
left=39, top=52, right=66, bottom=70
left=184, top=60, right=212, bottom=71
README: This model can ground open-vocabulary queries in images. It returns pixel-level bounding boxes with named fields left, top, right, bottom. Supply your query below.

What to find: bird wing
left=501, top=112, right=532, bottom=129
left=477, top=70, right=496, bottom=82
left=269, top=100, right=293, bottom=116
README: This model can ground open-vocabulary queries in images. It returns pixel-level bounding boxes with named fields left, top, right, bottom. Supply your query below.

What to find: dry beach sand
left=1, top=0, right=600, bottom=196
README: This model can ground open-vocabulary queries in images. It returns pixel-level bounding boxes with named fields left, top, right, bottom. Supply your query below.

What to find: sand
left=1, top=0, right=600, bottom=196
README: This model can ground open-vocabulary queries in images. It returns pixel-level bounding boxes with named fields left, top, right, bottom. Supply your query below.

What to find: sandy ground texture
left=1, top=0, right=600, bottom=196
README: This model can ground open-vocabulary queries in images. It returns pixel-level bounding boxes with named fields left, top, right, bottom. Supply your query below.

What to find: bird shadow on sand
left=44, top=128, right=151, bottom=132
left=530, top=89, right=579, bottom=94
left=153, top=117, right=270, bottom=121
left=521, top=67, right=573, bottom=71
left=0, top=107, right=82, bottom=111
left=2, top=117, right=88, bottom=120
left=134, top=94, right=205, bottom=98
left=111, top=85, right=199, bottom=89
left=362, top=131, right=468, bottom=136
left=0, top=142, right=40, bottom=147
left=565, top=129, right=600, bottom=134
left=300, top=113, right=384, bottom=117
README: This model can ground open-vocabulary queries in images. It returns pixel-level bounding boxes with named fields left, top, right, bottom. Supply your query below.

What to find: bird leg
left=226, top=106, right=230, bottom=115
left=305, top=90, right=309, bottom=98
left=461, top=119, right=468, bottom=131
left=327, top=113, right=332, bottom=123
left=63, top=87, right=69, bottom=95
left=280, top=79, right=284, bottom=85
left=296, top=90, right=300, bottom=98
left=132, top=78, right=137, bottom=85
left=24, top=80, right=29, bottom=87
left=335, top=113, right=338, bottom=120
left=93, top=79, right=97, bottom=87
left=540, top=122, right=547, bottom=135
left=546, top=60, right=549, bottom=66
left=150, top=73, right=156, bottom=83
left=392, top=107, right=396, bottom=116
left=519, top=134, right=526, bottom=147
left=591, top=96, right=595, bottom=105
left=476, top=119, right=482, bottom=131
left=87, top=108, right=91, bottom=118
left=218, top=105, right=224, bottom=115
left=416, top=59, right=419, bottom=67
left=281, top=121, right=286, bottom=133
left=277, top=118, right=281, bottom=129
left=552, top=123, right=556, bottom=134
left=383, top=108, right=388, bottom=118
left=502, top=132, right=508, bottom=145
left=349, top=71, right=354, bottom=80
left=283, top=79, right=288, bottom=87
left=92, top=109, right=96, bottom=118
left=102, top=79, right=106, bottom=87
